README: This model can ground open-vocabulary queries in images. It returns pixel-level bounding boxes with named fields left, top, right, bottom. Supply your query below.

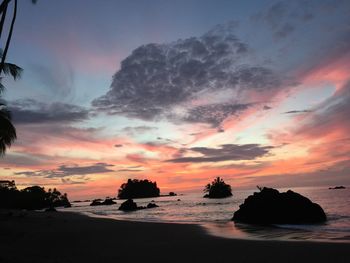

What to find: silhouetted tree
left=0, top=180, right=71, bottom=209
left=0, top=0, right=36, bottom=155
left=203, top=177, right=232, bottom=198
left=0, top=101, right=16, bottom=155
left=118, top=179, right=160, bottom=199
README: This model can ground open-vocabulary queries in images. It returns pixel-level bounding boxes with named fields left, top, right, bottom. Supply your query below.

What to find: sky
left=1, top=0, right=350, bottom=199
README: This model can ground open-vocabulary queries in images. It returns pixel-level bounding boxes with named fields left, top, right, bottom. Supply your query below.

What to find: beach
left=1, top=211, right=349, bottom=263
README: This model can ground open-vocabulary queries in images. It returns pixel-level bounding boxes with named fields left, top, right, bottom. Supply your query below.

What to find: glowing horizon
left=1, top=0, right=350, bottom=199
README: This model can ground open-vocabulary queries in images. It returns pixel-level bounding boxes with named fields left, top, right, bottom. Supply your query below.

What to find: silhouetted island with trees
left=118, top=179, right=160, bottom=199
left=203, top=177, right=232, bottom=198
left=0, top=180, right=71, bottom=210
left=232, top=186, right=327, bottom=224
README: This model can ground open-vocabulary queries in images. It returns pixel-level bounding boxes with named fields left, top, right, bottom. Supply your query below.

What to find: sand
left=1, top=210, right=349, bottom=263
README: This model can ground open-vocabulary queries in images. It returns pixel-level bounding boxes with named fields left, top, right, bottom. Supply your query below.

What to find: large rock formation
left=232, top=187, right=327, bottom=224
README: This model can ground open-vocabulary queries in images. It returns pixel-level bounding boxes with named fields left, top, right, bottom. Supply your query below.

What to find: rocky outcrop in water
left=90, top=198, right=116, bottom=206
left=118, top=199, right=159, bottom=211
left=232, top=187, right=327, bottom=224
left=118, top=199, right=138, bottom=211
left=329, top=186, right=346, bottom=190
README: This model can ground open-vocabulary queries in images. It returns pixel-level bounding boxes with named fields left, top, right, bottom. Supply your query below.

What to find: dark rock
left=177, top=199, right=181, bottom=201
left=118, top=199, right=159, bottom=211
left=64, top=203, right=72, bottom=208
left=90, top=199, right=103, bottom=206
left=90, top=198, right=116, bottom=206
left=118, top=199, right=138, bottom=211
left=232, top=187, right=327, bottom=224
left=45, top=207, right=57, bottom=212
left=329, top=186, right=346, bottom=190
left=147, top=203, right=159, bottom=209
left=101, top=198, right=117, bottom=205
left=169, top=192, right=177, bottom=196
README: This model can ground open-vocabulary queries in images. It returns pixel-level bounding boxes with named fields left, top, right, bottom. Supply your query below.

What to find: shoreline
left=68, top=209, right=350, bottom=244
left=1, top=210, right=350, bottom=263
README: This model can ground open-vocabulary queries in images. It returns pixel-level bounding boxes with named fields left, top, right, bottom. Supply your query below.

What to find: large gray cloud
left=9, top=99, right=89, bottom=124
left=92, top=23, right=286, bottom=127
left=167, top=144, right=273, bottom=163
left=15, top=162, right=114, bottom=178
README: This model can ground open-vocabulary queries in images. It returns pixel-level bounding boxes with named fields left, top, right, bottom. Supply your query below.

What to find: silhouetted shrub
left=203, top=177, right=232, bottom=198
left=117, top=179, right=160, bottom=199
left=232, top=187, right=327, bottom=224
left=0, top=181, right=70, bottom=210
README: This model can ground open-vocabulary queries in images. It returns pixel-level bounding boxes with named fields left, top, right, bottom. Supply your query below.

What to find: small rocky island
left=329, top=186, right=346, bottom=190
left=203, top=177, right=232, bottom=198
left=117, top=179, right=160, bottom=199
left=232, top=187, right=327, bottom=224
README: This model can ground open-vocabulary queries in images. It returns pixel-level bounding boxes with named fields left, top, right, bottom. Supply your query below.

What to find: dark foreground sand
left=1, top=211, right=349, bottom=263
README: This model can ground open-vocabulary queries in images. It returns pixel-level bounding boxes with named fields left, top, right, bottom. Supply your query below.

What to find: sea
left=60, top=186, right=350, bottom=243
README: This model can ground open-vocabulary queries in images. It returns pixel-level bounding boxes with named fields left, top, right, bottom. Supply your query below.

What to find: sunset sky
left=1, top=0, right=350, bottom=199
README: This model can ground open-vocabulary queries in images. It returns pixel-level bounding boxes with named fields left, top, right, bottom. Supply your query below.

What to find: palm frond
left=0, top=0, right=17, bottom=76
left=0, top=62, right=22, bottom=80
left=0, top=104, right=16, bottom=156
left=0, top=77, right=4, bottom=94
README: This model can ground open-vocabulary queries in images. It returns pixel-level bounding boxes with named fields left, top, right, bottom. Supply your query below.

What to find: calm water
left=60, top=186, right=350, bottom=243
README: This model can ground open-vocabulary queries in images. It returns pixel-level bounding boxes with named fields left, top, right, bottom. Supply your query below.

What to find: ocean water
left=60, top=186, right=350, bottom=243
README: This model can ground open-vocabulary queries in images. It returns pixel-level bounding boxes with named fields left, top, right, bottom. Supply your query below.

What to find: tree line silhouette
left=0, top=180, right=71, bottom=210
left=118, top=179, right=160, bottom=199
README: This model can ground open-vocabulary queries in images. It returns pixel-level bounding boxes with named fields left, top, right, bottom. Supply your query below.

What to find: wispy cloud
left=9, top=99, right=89, bottom=124
left=15, top=163, right=114, bottom=178
left=167, top=144, right=273, bottom=163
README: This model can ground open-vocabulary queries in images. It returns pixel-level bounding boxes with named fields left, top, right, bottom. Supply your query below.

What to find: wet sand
left=1, top=210, right=349, bottom=263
